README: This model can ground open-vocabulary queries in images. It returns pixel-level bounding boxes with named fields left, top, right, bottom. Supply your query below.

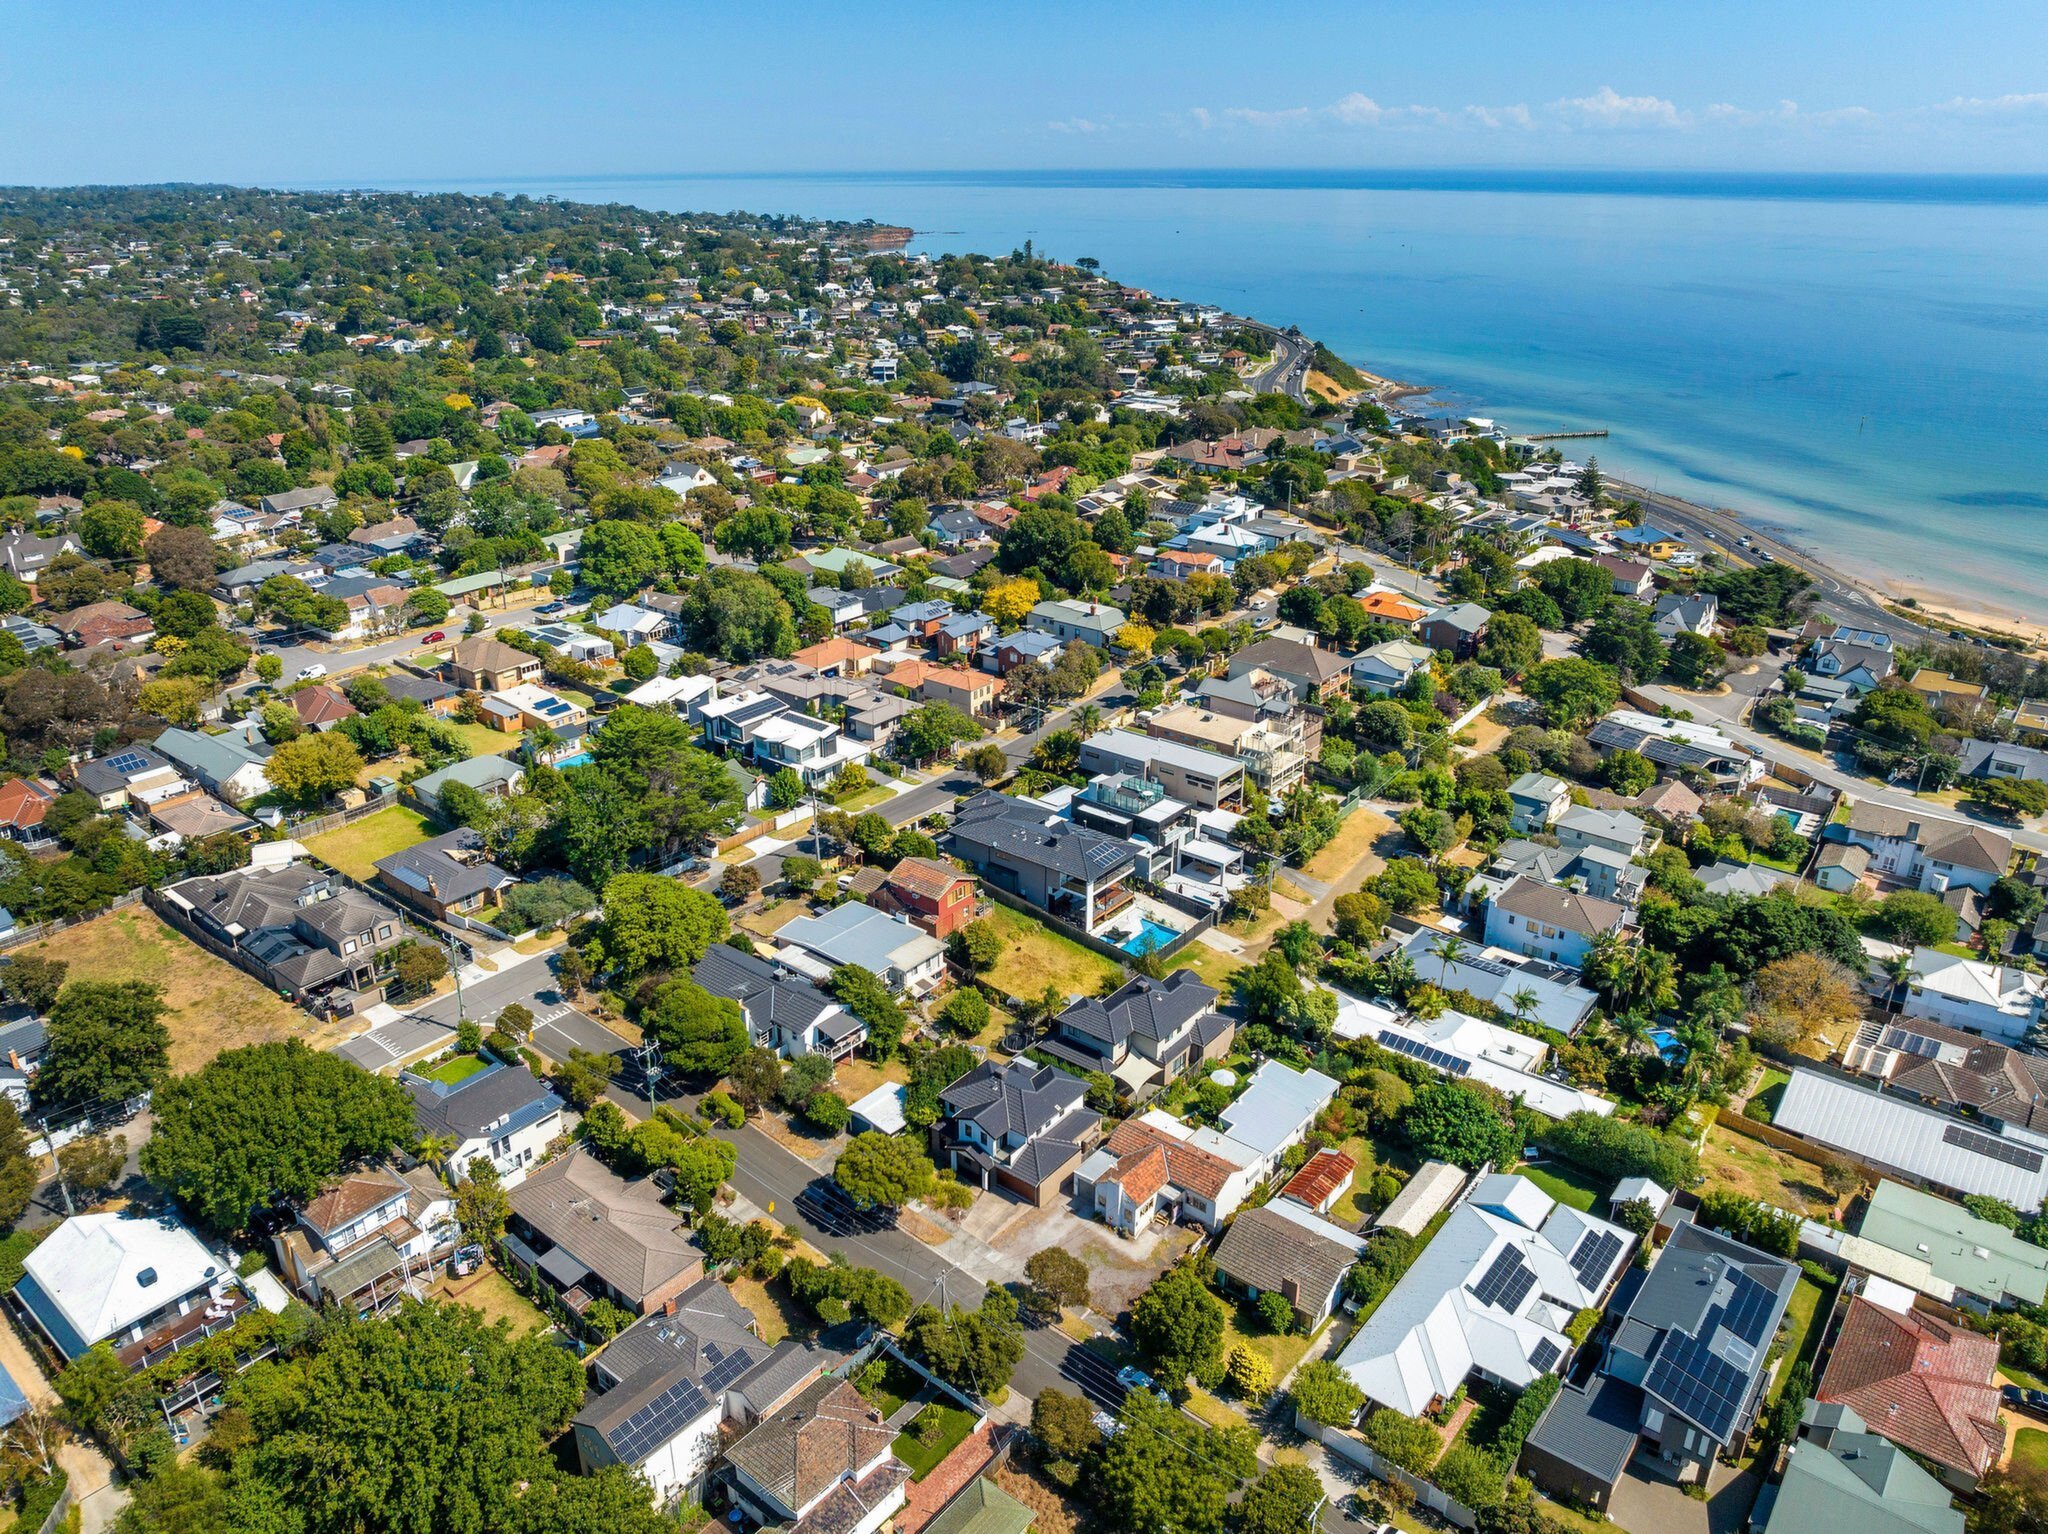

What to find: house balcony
left=116, top=1287, right=254, bottom=1371
left=1091, top=883, right=1136, bottom=925
left=1038, top=1033, right=1116, bottom=1078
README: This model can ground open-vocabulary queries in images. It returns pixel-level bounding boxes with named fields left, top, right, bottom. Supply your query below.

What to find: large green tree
left=584, top=874, right=728, bottom=981
left=140, top=1041, right=415, bottom=1231
left=643, top=979, right=749, bottom=1077
left=834, top=1130, right=936, bottom=1209
left=35, top=980, right=171, bottom=1107
left=1131, top=1263, right=1226, bottom=1387
left=586, top=703, right=744, bottom=853
left=1097, top=1389, right=1257, bottom=1534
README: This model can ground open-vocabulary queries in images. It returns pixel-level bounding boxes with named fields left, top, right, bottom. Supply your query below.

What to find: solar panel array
left=1376, top=1029, right=1472, bottom=1077
left=1528, top=1338, right=1562, bottom=1375
left=1459, top=953, right=1513, bottom=978
left=1942, top=1123, right=2045, bottom=1172
left=1569, top=1230, right=1624, bottom=1290
left=1471, top=1248, right=1536, bottom=1313
left=1720, top=1272, right=1778, bottom=1348
left=607, top=1376, right=713, bottom=1461
left=103, top=751, right=151, bottom=775
left=1646, top=1328, right=1754, bottom=1439
left=702, top=1344, right=753, bottom=1396
left=1880, top=1026, right=1945, bottom=1058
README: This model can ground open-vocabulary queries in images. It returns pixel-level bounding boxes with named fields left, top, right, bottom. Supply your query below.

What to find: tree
left=0, top=954, right=67, bottom=1012
left=585, top=874, right=728, bottom=980
left=1972, top=775, right=2048, bottom=820
left=263, top=730, right=365, bottom=804
left=1032, top=1387, right=1101, bottom=1463
left=719, top=862, right=761, bottom=905
left=1401, top=1080, right=1517, bottom=1169
left=80, top=500, right=146, bottom=559
left=1876, top=888, right=1960, bottom=947
left=724, top=1046, right=783, bottom=1113
left=982, top=577, right=1039, bottom=628
left=782, top=855, right=823, bottom=897
left=801, top=1090, right=851, bottom=1133
left=390, top=940, right=448, bottom=998
left=1132, top=1263, right=1226, bottom=1387
left=1666, top=631, right=1726, bottom=688
left=903, top=1286, right=1024, bottom=1398
left=643, top=979, right=748, bottom=1077
left=36, top=981, right=170, bottom=1107
left=1024, top=1246, right=1092, bottom=1315
left=56, top=1131, right=126, bottom=1204
left=0, top=1098, right=35, bottom=1227
left=681, top=567, right=797, bottom=660
left=1524, top=657, right=1621, bottom=728
left=1238, top=1462, right=1323, bottom=1534
left=1602, top=748, right=1657, bottom=797
left=896, top=701, right=983, bottom=762
left=834, top=1130, right=937, bottom=1209
left=768, top=766, right=806, bottom=810
left=1743, top=952, right=1864, bottom=1052
left=1333, top=890, right=1389, bottom=945
left=965, top=743, right=1008, bottom=782
left=830, top=964, right=908, bottom=1059
left=1098, top=1390, right=1256, bottom=1534
left=1475, top=611, right=1542, bottom=676
left=141, top=1041, right=415, bottom=1230
left=938, top=987, right=989, bottom=1038
left=1819, top=1154, right=1863, bottom=1200
left=145, top=524, right=220, bottom=591
left=951, top=919, right=1002, bottom=973
left=454, top=1155, right=511, bottom=1244
left=1362, top=1407, right=1442, bottom=1474
left=1255, top=1290, right=1295, bottom=1335
left=1289, top=1359, right=1365, bottom=1427
left=578, top=518, right=668, bottom=600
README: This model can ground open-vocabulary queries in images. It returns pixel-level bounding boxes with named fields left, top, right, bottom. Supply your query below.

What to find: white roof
left=24, top=1212, right=225, bottom=1347
left=1775, top=1068, right=2048, bottom=1210
left=1216, top=1061, right=1338, bottom=1161
left=1909, top=948, right=2045, bottom=1018
left=777, top=902, right=943, bottom=979
left=1611, top=1176, right=1671, bottom=1211
left=1353, top=1004, right=1616, bottom=1121
left=1392, top=931, right=1599, bottom=1035
left=624, top=674, right=717, bottom=708
left=1263, top=1195, right=1370, bottom=1254
left=846, top=1082, right=907, bottom=1136
left=1377, top=1161, right=1467, bottom=1237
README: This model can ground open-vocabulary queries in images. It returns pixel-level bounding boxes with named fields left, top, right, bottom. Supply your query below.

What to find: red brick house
left=878, top=857, right=977, bottom=938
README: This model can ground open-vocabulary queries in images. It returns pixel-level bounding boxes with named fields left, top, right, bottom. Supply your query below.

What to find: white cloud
left=1225, top=104, right=1316, bottom=128
left=1552, top=85, right=1685, bottom=129
left=1046, top=117, right=1112, bottom=135
left=1460, top=103, right=1534, bottom=130
left=1934, top=91, right=2048, bottom=116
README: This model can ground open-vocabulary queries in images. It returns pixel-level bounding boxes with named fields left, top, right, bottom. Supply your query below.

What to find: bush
left=1494, top=1372, right=1562, bottom=1466
left=801, top=1091, right=852, bottom=1134
left=701, top=1090, right=745, bottom=1128
left=1697, top=1191, right=1800, bottom=1257
left=1290, top=1359, right=1365, bottom=1428
left=1431, top=1444, right=1505, bottom=1511
left=1226, top=1344, right=1273, bottom=1400
left=1255, top=1290, right=1294, bottom=1334
left=1362, top=1407, right=1441, bottom=1474
left=1539, top=1111, right=1699, bottom=1186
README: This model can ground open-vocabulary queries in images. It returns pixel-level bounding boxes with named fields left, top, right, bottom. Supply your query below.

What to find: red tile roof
left=1279, top=1149, right=1356, bottom=1210
left=1102, top=1118, right=1238, bottom=1201
left=1817, top=1296, right=2004, bottom=1478
left=0, top=778, right=53, bottom=830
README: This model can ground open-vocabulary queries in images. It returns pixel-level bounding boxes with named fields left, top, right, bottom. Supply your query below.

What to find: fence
left=0, top=888, right=146, bottom=954
left=976, top=878, right=1212, bottom=968
left=1301, top=1414, right=1480, bottom=1530
left=285, top=788, right=400, bottom=840
left=1712, top=1097, right=1890, bottom=1189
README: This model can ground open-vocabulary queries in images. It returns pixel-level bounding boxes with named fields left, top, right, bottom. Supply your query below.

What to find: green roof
left=921, top=1478, right=1034, bottom=1534
left=799, top=547, right=895, bottom=577
left=435, top=568, right=514, bottom=597
left=1858, top=1179, right=2048, bottom=1306
left=1763, top=1407, right=1961, bottom=1534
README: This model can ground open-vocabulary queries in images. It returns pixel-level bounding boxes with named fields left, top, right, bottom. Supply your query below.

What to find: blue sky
left=7, top=1, right=2048, bottom=184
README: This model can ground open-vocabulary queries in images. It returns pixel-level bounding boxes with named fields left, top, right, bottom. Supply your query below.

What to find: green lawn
left=1748, top=1068, right=1791, bottom=1124
left=1770, top=1276, right=1835, bottom=1400
left=979, top=904, right=1124, bottom=1002
left=303, top=804, right=436, bottom=880
left=424, top=1052, right=488, bottom=1086
left=1168, top=941, right=1245, bottom=993
left=444, top=720, right=522, bottom=760
left=892, top=1401, right=979, bottom=1481
left=1516, top=1162, right=1607, bottom=1212
left=1220, top=1300, right=1315, bottom=1385
left=833, top=783, right=896, bottom=813
left=854, top=1357, right=926, bottom=1421
left=2013, top=1428, right=2048, bottom=1477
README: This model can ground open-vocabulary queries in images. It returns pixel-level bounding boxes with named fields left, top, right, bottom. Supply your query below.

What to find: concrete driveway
left=1605, top=1456, right=1760, bottom=1534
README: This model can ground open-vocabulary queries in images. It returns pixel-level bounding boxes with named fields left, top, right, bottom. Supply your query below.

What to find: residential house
left=1525, top=1217, right=1796, bottom=1494
left=1151, top=548, right=1223, bottom=579
left=481, top=682, right=585, bottom=736
left=259, top=485, right=339, bottom=517
left=1507, top=772, right=1572, bottom=834
left=73, top=745, right=183, bottom=811
left=1417, top=602, right=1491, bottom=657
left=1079, top=729, right=1245, bottom=811
left=1816, top=1291, right=2002, bottom=1487
left=597, top=602, right=678, bottom=645
left=411, top=755, right=525, bottom=817
left=1586, top=710, right=1765, bottom=788
left=290, top=684, right=358, bottom=731
left=374, top=828, right=516, bottom=922
left=1350, top=639, right=1435, bottom=697
left=1750, top=1402, right=1963, bottom=1534
left=1386, top=927, right=1600, bottom=1034
left=1653, top=592, right=1719, bottom=639
left=933, top=611, right=994, bottom=658
left=1027, top=599, right=1125, bottom=649
left=153, top=726, right=271, bottom=805
left=722, top=1377, right=910, bottom=1534
left=1772, top=1069, right=2048, bottom=1210
left=1335, top=1173, right=1634, bottom=1417
left=447, top=635, right=543, bottom=692
left=504, top=1147, right=705, bottom=1317
left=1342, top=1002, right=1616, bottom=1121
left=1212, top=1201, right=1367, bottom=1330
left=523, top=623, right=614, bottom=666
left=948, top=791, right=1139, bottom=933
left=1853, top=1178, right=2048, bottom=1310
left=1590, top=555, right=1655, bottom=599
left=773, top=902, right=946, bottom=998
left=1827, top=805, right=2013, bottom=895
left=1809, top=638, right=1897, bottom=693
left=0, top=528, right=80, bottom=583
left=693, top=944, right=865, bottom=1060
left=982, top=629, right=1063, bottom=676
left=271, top=1163, right=454, bottom=1312
left=1043, top=971, right=1232, bottom=1103
left=1076, top=1114, right=1257, bottom=1235
left=1357, top=590, right=1430, bottom=628
left=573, top=1277, right=829, bottom=1508
left=404, top=1060, right=565, bottom=1189
left=1225, top=636, right=1354, bottom=703
left=1554, top=804, right=1658, bottom=861
left=1483, top=876, right=1627, bottom=968
left=0, top=778, right=55, bottom=849
left=924, top=1479, right=1036, bottom=1534
left=1957, top=738, right=2048, bottom=785
left=53, top=600, right=153, bottom=652
left=915, top=666, right=1000, bottom=718
left=160, top=860, right=407, bottom=1005
left=375, top=672, right=460, bottom=716
left=790, top=636, right=880, bottom=677
left=13, top=1210, right=240, bottom=1367
left=936, top=1059, right=1102, bottom=1205
left=1900, top=948, right=2044, bottom=1045
left=872, top=857, right=976, bottom=938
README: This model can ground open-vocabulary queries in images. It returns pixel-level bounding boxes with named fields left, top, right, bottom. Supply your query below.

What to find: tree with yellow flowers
left=982, top=577, right=1040, bottom=630
left=1115, top=622, right=1157, bottom=658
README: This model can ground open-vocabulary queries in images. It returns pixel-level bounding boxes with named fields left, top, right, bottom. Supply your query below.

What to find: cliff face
left=854, top=225, right=914, bottom=251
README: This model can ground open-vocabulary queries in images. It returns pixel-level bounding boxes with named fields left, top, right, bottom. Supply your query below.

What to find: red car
left=422, top=630, right=446, bottom=643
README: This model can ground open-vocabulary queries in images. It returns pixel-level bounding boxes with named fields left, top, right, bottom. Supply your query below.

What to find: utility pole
left=636, top=1039, right=662, bottom=1116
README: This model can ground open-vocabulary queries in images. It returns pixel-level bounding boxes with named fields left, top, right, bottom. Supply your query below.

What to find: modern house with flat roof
left=13, top=1211, right=240, bottom=1368
left=1855, top=1179, right=2048, bottom=1309
left=1079, top=727, right=1245, bottom=810
left=947, top=790, right=1139, bottom=934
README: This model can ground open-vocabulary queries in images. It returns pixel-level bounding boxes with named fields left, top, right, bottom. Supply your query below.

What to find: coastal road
left=1244, top=325, right=1313, bottom=401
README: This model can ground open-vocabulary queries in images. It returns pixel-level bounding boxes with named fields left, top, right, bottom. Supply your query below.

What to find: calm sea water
left=360, top=169, right=2048, bottom=619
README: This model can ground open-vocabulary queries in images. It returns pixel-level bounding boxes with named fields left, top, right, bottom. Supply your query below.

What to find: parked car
left=296, top=663, right=327, bottom=681
left=1115, top=1365, right=1168, bottom=1402
left=2028, top=1388, right=2048, bottom=1416
left=422, top=630, right=445, bottom=643
left=537, top=600, right=567, bottom=616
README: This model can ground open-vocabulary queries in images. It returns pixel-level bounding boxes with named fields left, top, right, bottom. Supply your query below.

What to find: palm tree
left=1075, top=704, right=1103, bottom=736
left=1883, top=951, right=1915, bottom=1014
left=1429, top=933, right=1469, bottom=992
left=1611, top=1011, right=1652, bottom=1057
left=1378, top=949, right=1419, bottom=1001
left=415, top=1132, right=460, bottom=1178
left=1506, top=986, right=1542, bottom=1031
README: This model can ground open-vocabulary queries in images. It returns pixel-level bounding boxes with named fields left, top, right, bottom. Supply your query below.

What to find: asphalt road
left=1244, top=326, right=1313, bottom=401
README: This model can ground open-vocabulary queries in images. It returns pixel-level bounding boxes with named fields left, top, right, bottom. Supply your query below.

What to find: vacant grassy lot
left=1168, top=940, right=1243, bottom=993
left=739, top=897, right=812, bottom=939
left=1747, top=1067, right=1791, bottom=1123
left=833, top=1057, right=910, bottom=1104
left=979, top=904, right=1123, bottom=1001
left=1516, top=1162, right=1607, bottom=1212
left=1701, top=1122, right=1839, bottom=1219
left=304, top=804, right=436, bottom=879
left=432, top=1266, right=550, bottom=1336
left=1300, top=804, right=1395, bottom=884
left=726, top=1274, right=809, bottom=1346
left=443, top=720, right=520, bottom=761
left=25, top=906, right=336, bottom=1074
left=1184, top=1386, right=1250, bottom=1431
left=833, top=783, right=896, bottom=813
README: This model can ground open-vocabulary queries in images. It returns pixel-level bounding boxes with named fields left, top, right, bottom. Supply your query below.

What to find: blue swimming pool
left=1648, top=1028, right=1689, bottom=1065
left=1117, top=918, right=1180, bottom=956
left=554, top=751, right=592, bottom=769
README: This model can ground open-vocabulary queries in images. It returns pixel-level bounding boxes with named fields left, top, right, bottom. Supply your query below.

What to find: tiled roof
left=1212, top=1204, right=1358, bottom=1312
left=1101, top=1118, right=1237, bottom=1200
left=723, top=1376, right=897, bottom=1516
left=507, top=1148, right=703, bottom=1308
left=1816, top=1296, right=2003, bottom=1478
left=1280, top=1149, right=1355, bottom=1209
left=1493, top=876, right=1626, bottom=938
left=300, top=1168, right=408, bottom=1236
left=885, top=857, right=970, bottom=903
left=1055, top=970, right=1218, bottom=1050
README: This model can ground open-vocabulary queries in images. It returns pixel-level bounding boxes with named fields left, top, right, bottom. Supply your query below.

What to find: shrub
left=1225, top=1344, right=1272, bottom=1401
left=1494, top=1372, right=1562, bottom=1466
left=1362, top=1407, right=1441, bottom=1474
left=1290, top=1359, right=1365, bottom=1428
left=1255, top=1291, right=1295, bottom=1335
left=1697, top=1190, right=1800, bottom=1257
left=1432, top=1444, right=1505, bottom=1510
left=1539, top=1111, right=1699, bottom=1186
left=801, top=1091, right=852, bottom=1134
left=701, top=1090, right=745, bottom=1128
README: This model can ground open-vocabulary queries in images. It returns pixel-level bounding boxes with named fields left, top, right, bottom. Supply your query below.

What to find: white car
left=296, top=663, right=327, bottom=681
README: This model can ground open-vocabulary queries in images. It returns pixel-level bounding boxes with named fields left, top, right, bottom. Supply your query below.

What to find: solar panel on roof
left=103, top=751, right=150, bottom=775
left=1569, top=1230, right=1624, bottom=1290
left=1721, top=1272, right=1777, bottom=1347
left=1942, top=1122, right=2044, bottom=1172
left=1460, top=955, right=1512, bottom=978
left=1472, top=1248, right=1536, bottom=1312
left=1529, top=1338, right=1562, bottom=1374
left=1376, top=1029, right=1472, bottom=1077
left=1645, top=1331, right=1750, bottom=1440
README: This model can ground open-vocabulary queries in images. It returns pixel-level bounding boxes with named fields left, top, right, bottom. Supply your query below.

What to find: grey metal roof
left=374, top=828, right=514, bottom=905
left=1524, top=1374, right=1644, bottom=1483
left=941, top=1059, right=1089, bottom=1144
left=694, top=943, right=838, bottom=1037
left=1777, top=1068, right=2048, bottom=1208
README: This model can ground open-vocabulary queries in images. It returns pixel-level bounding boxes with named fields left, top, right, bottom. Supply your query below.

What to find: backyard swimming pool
left=1116, top=918, right=1180, bottom=956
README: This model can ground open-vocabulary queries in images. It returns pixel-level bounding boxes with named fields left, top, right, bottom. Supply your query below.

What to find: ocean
left=358, top=168, right=2048, bottom=621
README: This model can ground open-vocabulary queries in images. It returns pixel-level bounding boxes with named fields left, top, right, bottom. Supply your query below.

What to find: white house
left=1902, top=948, right=2047, bottom=1045
left=773, top=903, right=946, bottom=997
left=1351, top=639, right=1435, bottom=697
left=724, top=1377, right=909, bottom=1534
left=403, top=1061, right=567, bottom=1188
left=1482, top=877, right=1628, bottom=969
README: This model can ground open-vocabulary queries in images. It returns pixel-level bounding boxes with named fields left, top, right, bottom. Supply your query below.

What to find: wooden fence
left=286, top=788, right=401, bottom=841
left=0, top=888, right=146, bottom=954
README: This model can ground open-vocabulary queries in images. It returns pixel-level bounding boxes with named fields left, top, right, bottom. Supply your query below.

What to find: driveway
left=1605, top=1456, right=1759, bottom=1534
